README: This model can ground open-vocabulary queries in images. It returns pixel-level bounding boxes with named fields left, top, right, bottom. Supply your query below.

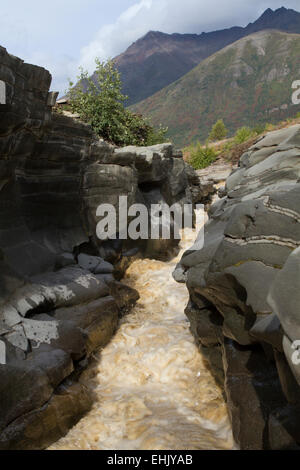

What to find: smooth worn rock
left=0, top=46, right=199, bottom=449
left=175, top=125, right=300, bottom=450
left=0, top=379, right=93, bottom=450
left=107, top=281, right=139, bottom=316
left=0, top=347, right=73, bottom=434
left=274, top=350, right=300, bottom=405
left=223, top=339, right=285, bottom=450
left=268, top=248, right=300, bottom=347
left=185, top=301, right=223, bottom=348
left=250, top=313, right=283, bottom=352
left=78, top=253, right=114, bottom=275
left=268, top=404, right=300, bottom=450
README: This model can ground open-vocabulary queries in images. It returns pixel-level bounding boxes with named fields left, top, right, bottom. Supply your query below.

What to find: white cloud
left=2, top=0, right=299, bottom=94
left=27, top=52, right=79, bottom=95
left=77, top=0, right=300, bottom=77
left=79, top=0, right=155, bottom=73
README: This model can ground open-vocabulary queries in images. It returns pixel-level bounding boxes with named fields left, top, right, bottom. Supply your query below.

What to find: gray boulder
left=175, top=125, right=300, bottom=449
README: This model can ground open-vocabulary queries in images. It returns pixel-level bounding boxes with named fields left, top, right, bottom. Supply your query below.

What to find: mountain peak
left=258, top=6, right=289, bottom=18
left=247, top=6, right=299, bottom=32
left=260, top=7, right=275, bottom=17
left=142, top=30, right=167, bottom=40
left=132, top=29, right=300, bottom=147
left=91, top=5, right=300, bottom=107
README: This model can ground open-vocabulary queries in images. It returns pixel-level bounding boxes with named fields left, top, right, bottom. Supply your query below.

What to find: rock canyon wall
left=0, top=47, right=198, bottom=450
left=175, top=124, right=300, bottom=450
left=2, top=45, right=300, bottom=452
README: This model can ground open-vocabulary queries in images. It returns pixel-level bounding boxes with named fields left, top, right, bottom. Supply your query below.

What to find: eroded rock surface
left=175, top=124, right=300, bottom=449
left=0, top=47, right=197, bottom=449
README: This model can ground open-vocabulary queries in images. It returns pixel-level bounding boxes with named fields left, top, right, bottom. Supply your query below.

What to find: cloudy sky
left=1, top=0, right=300, bottom=94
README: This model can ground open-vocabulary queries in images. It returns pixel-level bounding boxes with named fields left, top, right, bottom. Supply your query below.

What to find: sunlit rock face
left=175, top=125, right=300, bottom=450
left=0, top=47, right=199, bottom=449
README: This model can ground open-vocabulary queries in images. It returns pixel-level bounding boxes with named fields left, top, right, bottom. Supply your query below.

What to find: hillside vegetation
left=184, top=114, right=300, bottom=170
left=64, top=59, right=167, bottom=147
left=88, top=7, right=300, bottom=106
left=131, top=30, right=300, bottom=147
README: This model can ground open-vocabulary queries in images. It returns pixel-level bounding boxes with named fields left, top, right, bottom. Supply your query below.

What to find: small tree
left=67, top=59, right=167, bottom=147
left=188, top=142, right=218, bottom=170
left=234, top=126, right=254, bottom=144
left=209, top=119, right=228, bottom=142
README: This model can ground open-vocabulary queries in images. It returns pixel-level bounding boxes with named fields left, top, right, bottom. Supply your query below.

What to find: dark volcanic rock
left=0, top=379, right=93, bottom=450
left=175, top=124, right=300, bottom=449
left=0, top=47, right=196, bottom=449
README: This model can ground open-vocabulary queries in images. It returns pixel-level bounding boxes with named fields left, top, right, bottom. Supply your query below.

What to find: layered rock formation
left=175, top=124, right=300, bottom=449
left=0, top=47, right=196, bottom=449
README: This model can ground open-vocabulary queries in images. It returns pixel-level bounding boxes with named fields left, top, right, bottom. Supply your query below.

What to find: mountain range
left=84, top=6, right=300, bottom=146
left=131, top=28, right=300, bottom=146
left=106, top=6, right=300, bottom=106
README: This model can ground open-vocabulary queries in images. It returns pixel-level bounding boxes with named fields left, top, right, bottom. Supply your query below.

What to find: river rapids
left=50, top=215, right=234, bottom=450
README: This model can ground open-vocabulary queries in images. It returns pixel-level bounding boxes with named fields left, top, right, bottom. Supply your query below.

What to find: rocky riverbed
left=0, top=46, right=203, bottom=449
left=49, top=213, right=234, bottom=451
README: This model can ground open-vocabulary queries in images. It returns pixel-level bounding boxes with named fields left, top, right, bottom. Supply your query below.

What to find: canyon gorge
left=0, top=46, right=300, bottom=451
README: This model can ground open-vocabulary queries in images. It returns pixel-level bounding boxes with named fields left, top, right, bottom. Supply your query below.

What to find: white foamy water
left=50, top=217, right=234, bottom=450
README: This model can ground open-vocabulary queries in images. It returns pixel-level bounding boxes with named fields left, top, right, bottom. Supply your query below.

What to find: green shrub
left=264, top=122, right=275, bottom=132
left=188, top=142, right=218, bottom=169
left=234, top=126, right=254, bottom=144
left=209, top=119, right=228, bottom=142
left=67, top=58, right=167, bottom=147
left=219, top=139, right=234, bottom=152
left=252, top=124, right=265, bottom=135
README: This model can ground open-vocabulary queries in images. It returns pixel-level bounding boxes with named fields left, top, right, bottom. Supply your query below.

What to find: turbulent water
left=50, top=219, right=234, bottom=450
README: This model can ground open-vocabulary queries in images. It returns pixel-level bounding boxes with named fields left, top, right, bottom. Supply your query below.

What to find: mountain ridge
left=131, top=29, right=300, bottom=146
left=103, top=6, right=300, bottom=105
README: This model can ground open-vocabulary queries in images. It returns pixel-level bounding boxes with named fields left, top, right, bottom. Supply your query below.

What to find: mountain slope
left=99, top=7, right=300, bottom=106
left=111, top=28, right=244, bottom=106
left=131, top=30, right=300, bottom=147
